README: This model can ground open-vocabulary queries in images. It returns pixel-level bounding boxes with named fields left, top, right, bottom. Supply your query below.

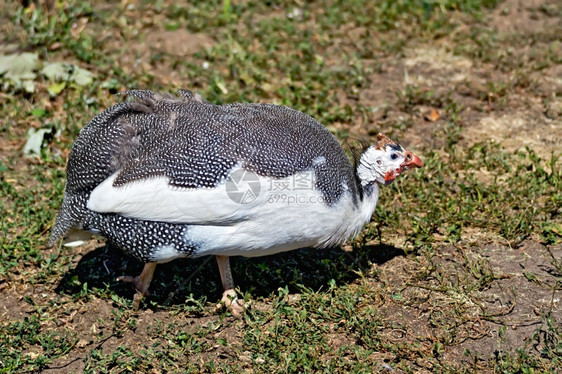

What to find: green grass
left=377, top=144, right=561, bottom=250
left=1, top=0, right=560, bottom=372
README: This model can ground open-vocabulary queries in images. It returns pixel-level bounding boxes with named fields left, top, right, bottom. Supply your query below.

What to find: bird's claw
left=116, top=275, right=150, bottom=295
left=117, top=275, right=150, bottom=309
left=218, top=289, right=245, bottom=318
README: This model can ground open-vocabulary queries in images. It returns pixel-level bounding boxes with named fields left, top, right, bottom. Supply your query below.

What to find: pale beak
left=400, top=151, right=424, bottom=170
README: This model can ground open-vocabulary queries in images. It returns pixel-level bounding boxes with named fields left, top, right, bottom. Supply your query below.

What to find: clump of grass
left=0, top=313, right=77, bottom=372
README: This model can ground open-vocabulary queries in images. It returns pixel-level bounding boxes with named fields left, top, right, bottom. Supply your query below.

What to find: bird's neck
left=320, top=182, right=380, bottom=248
left=358, top=182, right=380, bottom=223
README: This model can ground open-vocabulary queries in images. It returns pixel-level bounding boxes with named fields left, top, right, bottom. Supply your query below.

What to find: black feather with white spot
left=83, top=213, right=196, bottom=262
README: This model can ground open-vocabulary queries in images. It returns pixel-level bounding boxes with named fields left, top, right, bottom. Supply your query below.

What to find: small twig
left=43, top=356, right=82, bottom=371
left=102, top=259, right=111, bottom=275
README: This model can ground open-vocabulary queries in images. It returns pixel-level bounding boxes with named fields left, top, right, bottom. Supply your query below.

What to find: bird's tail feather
left=48, top=193, right=88, bottom=247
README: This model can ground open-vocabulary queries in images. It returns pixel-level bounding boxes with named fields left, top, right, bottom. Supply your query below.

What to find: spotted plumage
left=50, top=90, right=423, bottom=316
left=82, top=213, right=196, bottom=262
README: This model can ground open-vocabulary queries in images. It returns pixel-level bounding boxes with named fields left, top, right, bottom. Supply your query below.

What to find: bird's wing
left=80, top=93, right=357, bottom=225
left=87, top=169, right=266, bottom=225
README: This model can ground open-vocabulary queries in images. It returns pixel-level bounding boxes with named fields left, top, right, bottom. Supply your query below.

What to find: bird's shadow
left=55, top=242, right=405, bottom=308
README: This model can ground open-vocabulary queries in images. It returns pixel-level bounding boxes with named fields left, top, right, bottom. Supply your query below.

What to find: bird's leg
left=117, top=262, right=157, bottom=308
left=215, top=255, right=244, bottom=317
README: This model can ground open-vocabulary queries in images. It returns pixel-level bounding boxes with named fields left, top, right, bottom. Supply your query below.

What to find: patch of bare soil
left=370, top=41, right=561, bottom=158
left=369, top=239, right=561, bottom=370
left=491, top=0, right=560, bottom=35
left=144, top=29, right=216, bottom=57
left=453, top=241, right=560, bottom=363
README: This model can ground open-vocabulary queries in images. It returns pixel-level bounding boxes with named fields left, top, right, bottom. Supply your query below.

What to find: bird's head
left=356, top=133, right=424, bottom=187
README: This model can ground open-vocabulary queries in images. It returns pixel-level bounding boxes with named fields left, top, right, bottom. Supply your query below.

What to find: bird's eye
left=390, top=153, right=398, bottom=160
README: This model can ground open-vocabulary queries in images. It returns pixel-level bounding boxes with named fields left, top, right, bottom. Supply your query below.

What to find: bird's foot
left=116, top=263, right=157, bottom=309
left=218, top=289, right=245, bottom=318
left=117, top=275, right=148, bottom=309
left=116, top=274, right=151, bottom=295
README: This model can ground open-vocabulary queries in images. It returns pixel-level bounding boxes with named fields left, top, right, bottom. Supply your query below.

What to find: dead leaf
left=425, top=108, right=440, bottom=122
left=70, top=17, right=89, bottom=38
left=41, top=62, right=95, bottom=88
left=24, top=128, right=52, bottom=156
left=49, top=42, right=62, bottom=51
left=76, top=339, right=90, bottom=348
left=0, top=53, right=39, bottom=92
left=342, top=244, right=354, bottom=252
left=72, top=66, right=94, bottom=86
left=48, top=81, right=66, bottom=96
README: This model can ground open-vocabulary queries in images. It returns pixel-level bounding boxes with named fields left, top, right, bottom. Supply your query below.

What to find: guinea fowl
left=49, top=90, right=423, bottom=316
